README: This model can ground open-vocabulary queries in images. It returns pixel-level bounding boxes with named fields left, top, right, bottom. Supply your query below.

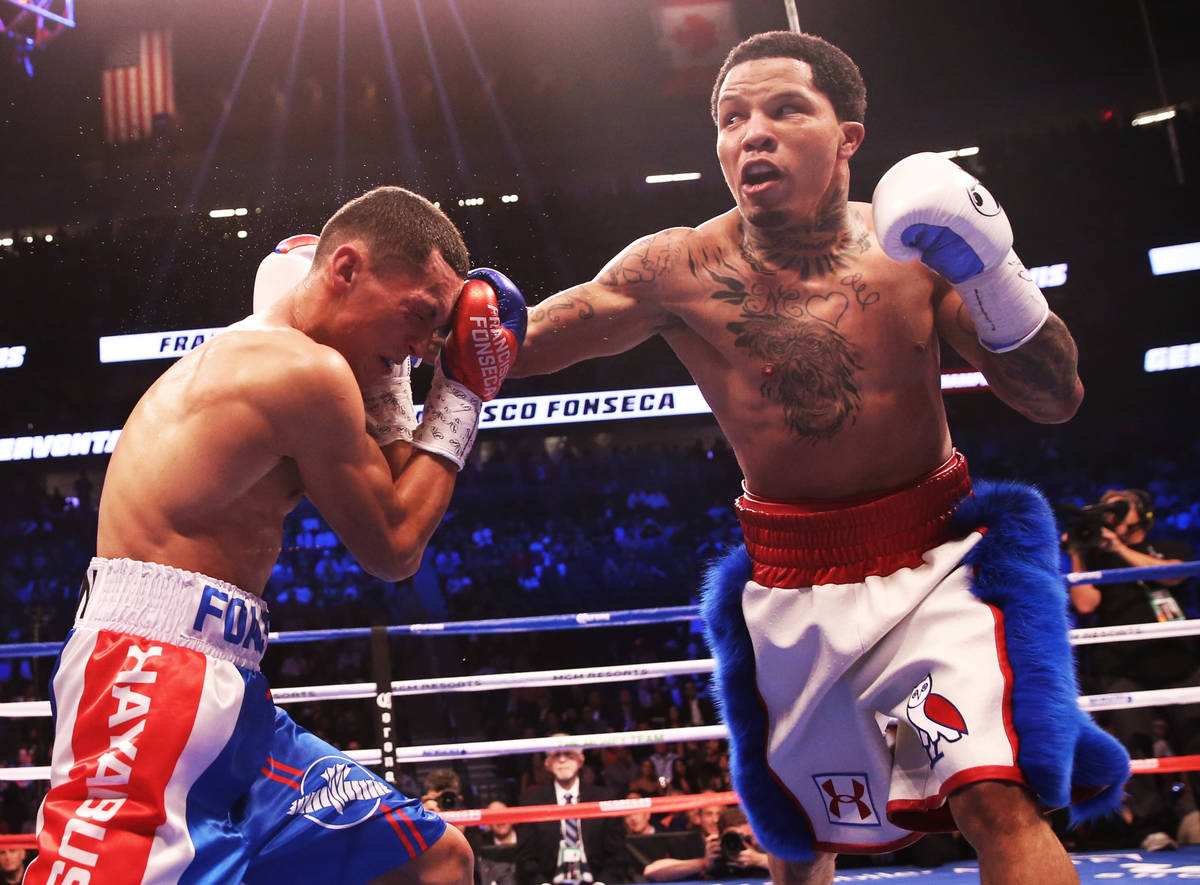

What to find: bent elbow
left=363, top=545, right=423, bottom=583
left=1024, top=379, right=1084, bottom=424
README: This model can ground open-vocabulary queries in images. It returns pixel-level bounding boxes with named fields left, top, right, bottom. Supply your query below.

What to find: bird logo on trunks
left=905, top=674, right=968, bottom=767
left=287, top=755, right=391, bottom=829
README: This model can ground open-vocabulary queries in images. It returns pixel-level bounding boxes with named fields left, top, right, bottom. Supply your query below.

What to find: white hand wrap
left=409, top=365, right=482, bottom=470
left=362, top=359, right=416, bottom=446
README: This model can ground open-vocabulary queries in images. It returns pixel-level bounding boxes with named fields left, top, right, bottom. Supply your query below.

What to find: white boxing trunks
left=701, top=451, right=1130, bottom=859
left=26, top=557, right=445, bottom=885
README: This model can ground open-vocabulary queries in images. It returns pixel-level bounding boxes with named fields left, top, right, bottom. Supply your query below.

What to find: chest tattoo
left=696, top=259, right=875, bottom=444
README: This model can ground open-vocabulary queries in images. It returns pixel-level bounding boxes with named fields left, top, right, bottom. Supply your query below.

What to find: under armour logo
left=821, top=778, right=871, bottom=820
left=812, top=773, right=880, bottom=827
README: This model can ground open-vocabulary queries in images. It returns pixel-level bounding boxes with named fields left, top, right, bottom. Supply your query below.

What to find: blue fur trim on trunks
left=950, top=479, right=1130, bottom=824
left=701, top=546, right=817, bottom=861
left=701, top=479, right=1129, bottom=860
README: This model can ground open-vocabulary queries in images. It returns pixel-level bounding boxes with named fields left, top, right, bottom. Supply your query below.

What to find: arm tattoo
left=528, top=295, right=596, bottom=325
left=596, top=231, right=679, bottom=287
left=986, top=313, right=1080, bottom=404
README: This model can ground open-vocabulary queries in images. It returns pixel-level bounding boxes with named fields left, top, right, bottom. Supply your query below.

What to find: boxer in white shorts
left=511, top=30, right=1130, bottom=885
left=702, top=451, right=1129, bottom=858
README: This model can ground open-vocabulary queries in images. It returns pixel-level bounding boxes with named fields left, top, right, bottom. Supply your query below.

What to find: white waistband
left=78, top=557, right=269, bottom=671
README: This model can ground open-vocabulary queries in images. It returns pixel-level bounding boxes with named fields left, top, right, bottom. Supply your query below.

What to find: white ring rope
left=6, top=679, right=1200, bottom=784
left=0, top=659, right=717, bottom=718
left=2, top=627, right=1199, bottom=718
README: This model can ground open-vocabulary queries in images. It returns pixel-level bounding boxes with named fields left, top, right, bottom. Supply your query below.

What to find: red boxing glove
left=441, top=268, right=527, bottom=402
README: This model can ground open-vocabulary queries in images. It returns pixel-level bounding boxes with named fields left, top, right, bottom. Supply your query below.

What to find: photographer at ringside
left=707, top=806, right=769, bottom=880
left=1064, top=489, right=1197, bottom=759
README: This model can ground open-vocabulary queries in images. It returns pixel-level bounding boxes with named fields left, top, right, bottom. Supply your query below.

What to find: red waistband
left=736, top=451, right=972, bottom=587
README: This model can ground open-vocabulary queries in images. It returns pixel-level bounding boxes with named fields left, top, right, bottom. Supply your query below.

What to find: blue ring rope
left=0, top=562, right=1196, bottom=660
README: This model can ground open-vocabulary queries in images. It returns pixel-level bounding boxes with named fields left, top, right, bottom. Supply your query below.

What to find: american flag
left=100, top=30, right=175, bottom=144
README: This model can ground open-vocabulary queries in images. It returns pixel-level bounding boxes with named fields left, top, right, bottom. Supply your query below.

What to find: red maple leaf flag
left=100, top=30, right=176, bottom=144
left=655, top=0, right=738, bottom=95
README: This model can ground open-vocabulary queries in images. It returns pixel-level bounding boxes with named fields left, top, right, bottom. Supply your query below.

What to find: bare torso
left=523, top=202, right=962, bottom=499
left=97, top=319, right=309, bottom=594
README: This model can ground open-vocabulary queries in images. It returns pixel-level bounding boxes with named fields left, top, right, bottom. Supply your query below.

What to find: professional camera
left=720, top=830, right=748, bottom=862
left=435, top=789, right=460, bottom=810
left=1058, top=499, right=1130, bottom=551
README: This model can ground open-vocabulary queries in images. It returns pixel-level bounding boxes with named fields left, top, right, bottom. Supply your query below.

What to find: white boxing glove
left=253, top=234, right=319, bottom=314
left=362, top=358, right=417, bottom=446
left=872, top=152, right=1049, bottom=353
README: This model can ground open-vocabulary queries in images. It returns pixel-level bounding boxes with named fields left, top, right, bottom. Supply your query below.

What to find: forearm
left=1113, top=544, right=1187, bottom=584
left=1066, top=550, right=1101, bottom=613
left=511, top=278, right=673, bottom=378
left=384, top=452, right=457, bottom=577
left=978, top=312, right=1083, bottom=423
left=643, top=857, right=708, bottom=882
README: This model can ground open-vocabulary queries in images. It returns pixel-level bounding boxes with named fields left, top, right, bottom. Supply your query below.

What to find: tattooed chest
left=700, top=270, right=884, bottom=444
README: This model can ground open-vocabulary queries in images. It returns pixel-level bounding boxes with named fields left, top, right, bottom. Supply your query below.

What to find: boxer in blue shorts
left=27, top=187, right=527, bottom=885
left=511, top=31, right=1129, bottom=885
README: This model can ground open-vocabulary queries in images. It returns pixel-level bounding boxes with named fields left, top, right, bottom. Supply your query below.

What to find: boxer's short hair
left=711, top=31, right=867, bottom=125
left=316, top=185, right=470, bottom=278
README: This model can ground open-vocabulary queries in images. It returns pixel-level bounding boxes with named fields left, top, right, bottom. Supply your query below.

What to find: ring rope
left=1, top=561, right=1195, bottom=660
left=0, top=659, right=718, bottom=718
left=11, top=689, right=1200, bottom=784
left=439, top=789, right=741, bottom=827
left=7, top=750, right=1200, bottom=854
left=3, top=661, right=1199, bottom=721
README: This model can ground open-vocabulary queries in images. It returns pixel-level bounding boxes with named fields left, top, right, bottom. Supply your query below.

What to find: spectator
left=641, top=798, right=722, bottom=882
left=602, top=745, right=637, bottom=797
left=515, top=742, right=627, bottom=885
left=477, top=801, right=520, bottom=885
left=623, top=792, right=656, bottom=837
left=0, top=847, right=28, bottom=885
left=628, top=759, right=661, bottom=797
left=679, top=680, right=716, bottom=727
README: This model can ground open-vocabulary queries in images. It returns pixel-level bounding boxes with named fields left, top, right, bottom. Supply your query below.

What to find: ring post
left=370, top=625, right=398, bottom=784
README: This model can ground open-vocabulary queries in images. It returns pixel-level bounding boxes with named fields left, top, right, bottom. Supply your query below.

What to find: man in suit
left=516, top=742, right=627, bottom=885
left=679, top=680, right=717, bottom=727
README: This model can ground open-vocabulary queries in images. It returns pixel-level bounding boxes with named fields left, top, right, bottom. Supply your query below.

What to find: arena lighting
left=1029, top=263, right=1068, bottom=288
left=1144, top=342, right=1200, bottom=374
left=458, top=197, right=484, bottom=207
left=237, top=230, right=248, bottom=238
left=645, top=172, right=702, bottom=184
left=207, top=208, right=248, bottom=218
left=0, top=238, right=11, bottom=246
left=1131, top=106, right=1176, bottom=127
left=1148, top=241, right=1200, bottom=276
left=0, top=346, right=26, bottom=369
left=936, top=146, right=980, bottom=159
left=501, top=194, right=519, bottom=203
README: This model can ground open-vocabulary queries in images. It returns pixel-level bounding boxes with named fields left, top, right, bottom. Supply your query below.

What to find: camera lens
left=720, top=831, right=747, bottom=860
left=438, top=790, right=459, bottom=810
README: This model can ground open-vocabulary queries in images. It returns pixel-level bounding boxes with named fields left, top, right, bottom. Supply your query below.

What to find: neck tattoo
left=739, top=194, right=871, bottom=280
